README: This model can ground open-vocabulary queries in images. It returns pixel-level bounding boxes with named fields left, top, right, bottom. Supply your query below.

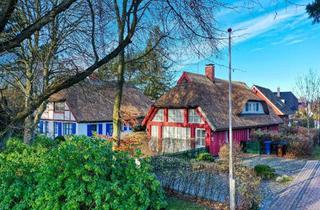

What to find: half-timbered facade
left=142, top=65, right=283, bottom=155
left=39, top=80, right=152, bottom=138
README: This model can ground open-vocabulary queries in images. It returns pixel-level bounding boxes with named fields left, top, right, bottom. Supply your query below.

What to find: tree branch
left=0, top=0, right=77, bottom=53
left=0, top=0, right=18, bottom=32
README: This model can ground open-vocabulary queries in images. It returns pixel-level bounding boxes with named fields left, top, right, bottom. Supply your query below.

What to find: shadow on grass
left=166, top=196, right=207, bottom=210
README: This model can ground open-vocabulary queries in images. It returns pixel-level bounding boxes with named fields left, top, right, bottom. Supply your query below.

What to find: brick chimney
left=205, top=64, right=215, bottom=81
left=277, top=87, right=281, bottom=98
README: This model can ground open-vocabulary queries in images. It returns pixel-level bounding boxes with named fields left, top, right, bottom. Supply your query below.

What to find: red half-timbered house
left=142, top=64, right=283, bottom=155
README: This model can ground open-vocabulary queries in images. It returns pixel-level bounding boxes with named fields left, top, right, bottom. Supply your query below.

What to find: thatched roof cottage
left=39, top=80, right=152, bottom=138
left=142, top=64, right=283, bottom=155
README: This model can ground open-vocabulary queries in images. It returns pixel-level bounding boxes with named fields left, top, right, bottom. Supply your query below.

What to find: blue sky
left=178, top=0, right=319, bottom=93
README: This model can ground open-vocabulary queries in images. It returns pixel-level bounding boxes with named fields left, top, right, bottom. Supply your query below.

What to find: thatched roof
left=50, top=80, right=152, bottom=123
left=153, top=72, right=283, bottom=131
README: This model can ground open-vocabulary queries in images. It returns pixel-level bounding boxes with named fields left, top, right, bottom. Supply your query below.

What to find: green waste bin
left=246, top=141, right=261, bottom=154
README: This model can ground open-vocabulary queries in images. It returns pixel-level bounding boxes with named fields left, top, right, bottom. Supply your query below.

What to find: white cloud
left=231, top=5, right=306, bottom=44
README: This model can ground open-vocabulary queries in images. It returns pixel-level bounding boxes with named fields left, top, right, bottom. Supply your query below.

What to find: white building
left=39, top=80, right=152, bottom=138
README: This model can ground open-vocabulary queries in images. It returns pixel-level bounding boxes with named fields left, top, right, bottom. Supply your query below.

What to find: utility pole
left=228, top=28, right=236, bottom=210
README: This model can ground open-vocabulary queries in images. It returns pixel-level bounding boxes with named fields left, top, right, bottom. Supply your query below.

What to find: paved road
left=266, top=160, right=320, bottom=210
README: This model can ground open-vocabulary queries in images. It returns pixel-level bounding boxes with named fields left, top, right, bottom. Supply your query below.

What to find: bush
left=218, top=144, right=241, bottom=164
left=254, top=164, right=276, bottom=180
left=0, top=138, right=47, bottom=209
left=0, top=136, right=166, bottom=210
left=195, top=152, right=214, bottom=162
left=218, top=144, right=261, bottom=209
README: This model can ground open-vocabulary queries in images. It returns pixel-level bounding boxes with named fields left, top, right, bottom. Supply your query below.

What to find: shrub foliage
left=195, top=152, right=214, bottom=162
left=254, top=164, right=276, bottom=180
left=0, top=136, right=166, bottom=210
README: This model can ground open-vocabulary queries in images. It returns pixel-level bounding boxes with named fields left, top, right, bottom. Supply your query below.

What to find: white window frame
left=152, top=109, right=164, bottom=122
left=195, top=128, right=206, bottom=148
left=151, top=126, right=159, bottom=139
left=63, top=123, right=73, bottom=135
left=163, top=126, right=190, bottom=139
left=243, top=102, right=264, bottom=114
left=188, top=109, right=203, bottom=124
left=168, top=109, right=184, bottom=123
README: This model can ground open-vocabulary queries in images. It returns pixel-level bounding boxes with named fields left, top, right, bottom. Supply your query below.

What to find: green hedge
left=254, top=164, right=276, bottom=180
left=0, top=136, right=166, bottom=210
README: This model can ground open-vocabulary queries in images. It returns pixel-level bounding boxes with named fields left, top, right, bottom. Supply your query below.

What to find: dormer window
left=243, top=101, right=264, bottom=114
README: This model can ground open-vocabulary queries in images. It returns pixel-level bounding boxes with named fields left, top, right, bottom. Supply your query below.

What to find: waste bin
left=264, top=140, right=272, bottom=155
left=278, top=141, right=288, bottom=157
left=246, top=141, right=261, bottom=154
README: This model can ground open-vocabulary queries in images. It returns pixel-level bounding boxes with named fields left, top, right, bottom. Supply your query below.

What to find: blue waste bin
left=264, top=140, right=272, bottom=155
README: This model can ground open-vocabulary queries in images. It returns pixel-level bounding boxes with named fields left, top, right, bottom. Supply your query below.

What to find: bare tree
left=295, top=70, right=320, bottom=138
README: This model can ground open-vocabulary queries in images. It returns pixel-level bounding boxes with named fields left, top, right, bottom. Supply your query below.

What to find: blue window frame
left=39, top=121, right=44, bottom=133
left=98, top=124, right=103, bottom=135
left=54, top=122, right=62, bottom=136
left=106, top=123, right=113, bottom=136
left=72, top=123, right=76, bottom=134
left=87, top=124, right=97, bottom=136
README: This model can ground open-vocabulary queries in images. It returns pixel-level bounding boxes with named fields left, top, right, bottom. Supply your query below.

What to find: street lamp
left=228, top=28, right=236, bottom=210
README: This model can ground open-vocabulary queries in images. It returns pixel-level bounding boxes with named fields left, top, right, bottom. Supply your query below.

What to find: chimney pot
left=277, top=87, right=281, bottom=98
left=205, top=64, right=215, bottom=81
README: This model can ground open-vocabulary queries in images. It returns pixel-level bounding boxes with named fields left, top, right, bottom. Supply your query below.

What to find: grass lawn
left=166, top=196, right=207, bottom=210
left=311, top=145, right=320, bottom=160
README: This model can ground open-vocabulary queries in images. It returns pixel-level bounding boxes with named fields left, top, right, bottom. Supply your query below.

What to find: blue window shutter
left=72, top=123, right=76, bottom=134
left=45, top=121, right=48, bottom=133
left=98, top=124, right=103, bottom=134
left=106, top=123, right=113, bottom=136
left=39, top=121, right=43, bottom=133
left=58, top=122, right=62, bottom=136
left=87, top=124, right=91, bottom=136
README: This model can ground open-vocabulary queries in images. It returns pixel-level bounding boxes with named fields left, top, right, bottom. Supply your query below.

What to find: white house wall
left=40, top=102, right=132, bottom=138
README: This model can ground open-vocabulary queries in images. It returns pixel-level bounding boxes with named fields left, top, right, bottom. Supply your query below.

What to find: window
left=162, top=127, right=190, bottom=139
left=168, top=109, right=184, bottom=123
left=188, top=109, right=202, bottom=123
left=243, top=102, right=264, bottom=114
left=54, top=102, right=65, bottom=112
left=153, top=109, right=164, bottom=122
left=122, top=124, right=131, bottom=132
left=195, top=128, right=206, bottom=148
left=87, top=124, right=97, bottom=136
left=63, top=123, right=73, bottom=135
left=151, top=126, right=159, bottom=139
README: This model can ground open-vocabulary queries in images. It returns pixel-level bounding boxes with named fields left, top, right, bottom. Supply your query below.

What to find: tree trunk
left=112, top=50, right=125, bottom=146
left=23, top=115, right=34, bottom=144
left=23, top=64, right=34, bottom=144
